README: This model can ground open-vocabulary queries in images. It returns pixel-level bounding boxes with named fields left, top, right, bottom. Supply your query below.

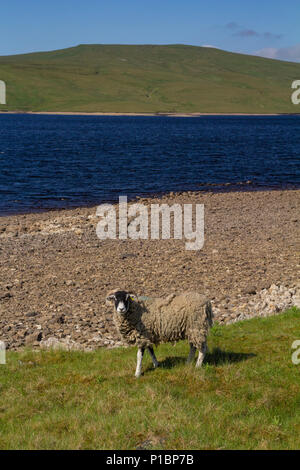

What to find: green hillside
left=0, top=44, right=300, bottom=113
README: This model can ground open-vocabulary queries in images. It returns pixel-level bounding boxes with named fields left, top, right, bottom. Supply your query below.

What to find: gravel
left=0, top=189, right=299, bottom=350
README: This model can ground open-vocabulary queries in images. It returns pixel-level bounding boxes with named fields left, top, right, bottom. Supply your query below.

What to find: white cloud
left=254, top=44, right=300, bottom=62
left=201, top=44, right=219, bottom=49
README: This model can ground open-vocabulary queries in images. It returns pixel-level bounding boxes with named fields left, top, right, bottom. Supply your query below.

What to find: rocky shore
left=0, top=189, right=299, bottom=351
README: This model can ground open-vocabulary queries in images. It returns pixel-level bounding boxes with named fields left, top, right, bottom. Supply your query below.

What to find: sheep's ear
left=127, top=293, right=138, bottom=301
left=106, top=294, right=116, bottom=303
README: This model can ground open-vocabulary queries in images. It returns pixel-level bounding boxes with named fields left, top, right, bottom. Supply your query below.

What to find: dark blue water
left=0, top=114, right=299, bottom=216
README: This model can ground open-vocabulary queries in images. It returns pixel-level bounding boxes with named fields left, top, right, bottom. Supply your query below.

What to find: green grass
left=0, top=307, right=300, bottom=450
left=0, top=44, right=300, bottom=113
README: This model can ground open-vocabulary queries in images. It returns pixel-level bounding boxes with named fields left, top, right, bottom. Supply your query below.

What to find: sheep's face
left=106, top=290, right=135, bottom=315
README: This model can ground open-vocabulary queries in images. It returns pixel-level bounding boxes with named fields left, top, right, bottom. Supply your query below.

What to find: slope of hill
left=0, top=44, right=300, bottom=113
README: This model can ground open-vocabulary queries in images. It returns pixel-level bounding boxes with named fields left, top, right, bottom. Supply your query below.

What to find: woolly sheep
left=106, top=289, right=213, bottom=377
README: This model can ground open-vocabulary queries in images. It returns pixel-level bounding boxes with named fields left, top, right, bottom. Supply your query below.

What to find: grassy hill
left=0, top=44, right=300, bottom=113
left=0, top=307, right=299, bottom=450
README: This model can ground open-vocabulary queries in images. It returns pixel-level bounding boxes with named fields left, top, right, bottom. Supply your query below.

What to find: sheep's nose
left=117, top=304, right=126, bottom=313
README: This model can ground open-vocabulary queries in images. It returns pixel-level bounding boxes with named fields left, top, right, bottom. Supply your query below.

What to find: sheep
left=106, top=289, right=213, bottom=377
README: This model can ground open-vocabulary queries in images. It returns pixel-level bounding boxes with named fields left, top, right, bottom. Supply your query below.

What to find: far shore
left=1, top=110, right=300, bottom=117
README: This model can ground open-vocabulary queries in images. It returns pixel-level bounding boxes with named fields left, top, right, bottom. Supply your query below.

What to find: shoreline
left=1, top=111, right=300, bottom=117
left=1, top=184, right=299, bottom=218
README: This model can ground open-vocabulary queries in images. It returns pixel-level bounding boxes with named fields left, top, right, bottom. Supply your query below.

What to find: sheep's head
left=106, top=289, right=138, bottom=315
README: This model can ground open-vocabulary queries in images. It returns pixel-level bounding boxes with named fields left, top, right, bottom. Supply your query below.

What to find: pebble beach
left=0, top=188, right=299, bottom=350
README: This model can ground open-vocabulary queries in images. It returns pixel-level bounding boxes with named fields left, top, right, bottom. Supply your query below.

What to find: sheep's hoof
left=135, top=372, right=142, bottom=378
left=195, top=363, right=203, bottom=369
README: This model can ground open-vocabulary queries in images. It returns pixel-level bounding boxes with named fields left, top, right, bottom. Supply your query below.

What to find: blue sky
left=1, top=0, right=300, bottom=61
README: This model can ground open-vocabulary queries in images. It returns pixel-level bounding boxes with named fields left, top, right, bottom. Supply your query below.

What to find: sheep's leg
left=186, top=343, right=196, bottom=364
left=148, top=346, right=159, bottom=368
left=135, top=347, right=145, bottom=378
left=196, top=342, right=207, bottom=368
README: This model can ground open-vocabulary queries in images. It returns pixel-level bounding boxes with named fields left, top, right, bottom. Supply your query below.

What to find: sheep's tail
left=206, top=300, right=214, bottom=328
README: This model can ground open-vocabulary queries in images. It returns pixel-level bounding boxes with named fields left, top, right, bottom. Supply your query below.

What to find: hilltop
left=0, top=44, right=300, bottom=113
